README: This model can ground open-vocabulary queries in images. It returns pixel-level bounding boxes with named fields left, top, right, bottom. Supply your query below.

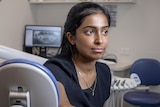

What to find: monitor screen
left=24, top=25, right=62, bottom=47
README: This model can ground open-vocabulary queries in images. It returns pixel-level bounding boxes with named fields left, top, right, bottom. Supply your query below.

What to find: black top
left=44, top=54, right=111, bottom=107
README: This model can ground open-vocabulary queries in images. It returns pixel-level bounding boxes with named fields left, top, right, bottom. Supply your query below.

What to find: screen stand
left=39, top=47, right=47, bottom=58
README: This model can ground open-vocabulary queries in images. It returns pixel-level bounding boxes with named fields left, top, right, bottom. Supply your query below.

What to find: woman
left=44, top=2, right=111, bottom=107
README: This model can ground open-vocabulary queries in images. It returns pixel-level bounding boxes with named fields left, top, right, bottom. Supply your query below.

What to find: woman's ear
left=66, top=32, right=76, bottom=45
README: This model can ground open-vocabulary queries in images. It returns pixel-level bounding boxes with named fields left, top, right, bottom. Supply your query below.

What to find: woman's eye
left=86, top=30, right=95, bottom=35
left=102, top=30, right=108, bottom=36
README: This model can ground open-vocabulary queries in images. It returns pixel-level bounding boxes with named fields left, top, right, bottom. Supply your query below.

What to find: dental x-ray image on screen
left=24, top=25, right=62, bottom=48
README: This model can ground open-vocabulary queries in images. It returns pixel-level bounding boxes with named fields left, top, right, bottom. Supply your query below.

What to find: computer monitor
left=24, top=25, right=62, bottom=48
left=0, top=59, right=60, bottom=107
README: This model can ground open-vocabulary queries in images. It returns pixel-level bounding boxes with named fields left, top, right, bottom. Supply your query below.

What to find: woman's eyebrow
left=83, top=25, right=109, bottom=29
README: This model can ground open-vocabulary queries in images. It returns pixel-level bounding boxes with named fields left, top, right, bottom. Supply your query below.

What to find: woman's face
left=73, top=12, right=109, bottom=60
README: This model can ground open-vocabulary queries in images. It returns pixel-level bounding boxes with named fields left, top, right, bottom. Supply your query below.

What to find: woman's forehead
left=79, top=12, right=109, bottom=28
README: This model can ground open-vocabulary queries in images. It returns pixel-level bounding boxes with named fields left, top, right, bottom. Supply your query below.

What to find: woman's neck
left=72, top=56, right=96, bottom=75
left=72, top=56, right=97, bottom=90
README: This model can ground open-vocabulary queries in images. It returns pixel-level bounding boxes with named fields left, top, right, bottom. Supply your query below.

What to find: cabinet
left=29, top=0, right=136, bottom=4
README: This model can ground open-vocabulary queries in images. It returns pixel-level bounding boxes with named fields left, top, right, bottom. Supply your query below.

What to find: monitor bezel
left=23, top=25, right=63, bottom=48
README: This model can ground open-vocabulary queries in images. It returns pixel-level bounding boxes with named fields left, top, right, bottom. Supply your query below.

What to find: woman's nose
left=94, top=33, right=103, bottom=44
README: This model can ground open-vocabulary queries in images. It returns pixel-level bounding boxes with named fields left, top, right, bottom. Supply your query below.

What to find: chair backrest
left=0, top=59, right=60, bottom=107
left=130, top=58, right=160, bottom=86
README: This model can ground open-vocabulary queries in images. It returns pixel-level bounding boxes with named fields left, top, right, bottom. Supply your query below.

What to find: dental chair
left=0, top=45, right=60, bottom=107
left=123, top=58, right=160, bottom=107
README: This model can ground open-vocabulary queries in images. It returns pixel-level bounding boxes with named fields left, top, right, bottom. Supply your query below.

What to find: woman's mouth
left=92, top=48, right=104, bottom=53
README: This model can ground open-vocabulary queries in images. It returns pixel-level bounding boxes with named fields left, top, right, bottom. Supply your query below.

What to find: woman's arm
left=58, top=82, right=76, bottom=107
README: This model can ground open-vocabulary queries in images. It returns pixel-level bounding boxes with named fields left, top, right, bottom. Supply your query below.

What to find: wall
left=0, top=0, right=35, bottom=50
left=108, top=0, right=160, bottom=63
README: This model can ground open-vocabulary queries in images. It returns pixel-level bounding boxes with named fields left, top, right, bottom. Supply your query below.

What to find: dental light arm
left=0, top=45, right=47, bottom=64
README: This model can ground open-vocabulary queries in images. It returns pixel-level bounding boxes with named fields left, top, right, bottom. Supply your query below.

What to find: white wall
left=108, top=0, right=160, bottom=62
left=0, top=0, right=35, bottom=50
left=0, top=0, right=160, bottom=63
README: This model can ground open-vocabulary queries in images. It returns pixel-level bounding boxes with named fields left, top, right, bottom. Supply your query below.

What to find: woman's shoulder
left=44, top=54, right=75, bottom=76
left=44, top=54, right=72, bottom=66
left=96, top=61, right=110, bottom=71
left=43, top=54, right=77, bottom=82
left=96, top=61, right=111, bottom=78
